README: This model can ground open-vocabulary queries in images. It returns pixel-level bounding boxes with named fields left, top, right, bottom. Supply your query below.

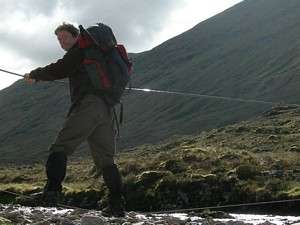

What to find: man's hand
left=24, top=73, right=36, bottom=84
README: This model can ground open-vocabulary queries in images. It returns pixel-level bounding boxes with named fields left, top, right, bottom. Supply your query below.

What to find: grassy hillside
left=1, top=105, right=300, bottom=214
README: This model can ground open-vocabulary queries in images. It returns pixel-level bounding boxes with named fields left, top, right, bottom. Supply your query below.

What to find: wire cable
left=0, top=190, right=83, bottom=210
left=2, top=189, right=300, bottom=213
left=1, top=68, right=299, bottom=106
left=148, top=198, right=300, bottom=214
left=128, top=87, right=292, bottom=106
left=0, top=69, right=68, bottom=84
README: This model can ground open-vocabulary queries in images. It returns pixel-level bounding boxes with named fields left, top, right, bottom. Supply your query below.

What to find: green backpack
left=78, top=23, right=133, bottom=107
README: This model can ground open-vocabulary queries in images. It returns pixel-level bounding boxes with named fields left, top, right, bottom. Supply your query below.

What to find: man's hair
left=55, top=22, right=79, bottom=38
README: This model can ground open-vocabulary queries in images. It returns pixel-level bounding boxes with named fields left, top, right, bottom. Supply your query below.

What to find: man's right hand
left=24, top=73, right=36, bottom=84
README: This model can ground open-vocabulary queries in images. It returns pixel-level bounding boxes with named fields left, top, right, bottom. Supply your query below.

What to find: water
left=147, top=213, right=300, bottom=225
left=1, top=204, right=300, bottom=224
left=220, top=214, right=300, bottom=225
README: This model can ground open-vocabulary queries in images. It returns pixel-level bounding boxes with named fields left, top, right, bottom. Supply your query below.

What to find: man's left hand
left=24, top=73, right=36, bottom=84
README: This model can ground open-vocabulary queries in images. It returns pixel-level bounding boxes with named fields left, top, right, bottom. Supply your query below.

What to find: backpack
left=77, top=23, right=133, bottom=107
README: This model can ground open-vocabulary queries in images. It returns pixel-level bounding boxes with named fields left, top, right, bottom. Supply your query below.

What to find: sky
left=0, top=0, right=243, bottom=90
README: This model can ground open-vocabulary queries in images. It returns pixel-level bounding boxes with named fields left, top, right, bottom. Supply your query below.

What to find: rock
left=81, top=215, right=105, bottom=225
left=262, top=170, right=284, bottom=178
left=60, top=218, right=77, bottom=225
left=0, top=204, right=299, bottom=224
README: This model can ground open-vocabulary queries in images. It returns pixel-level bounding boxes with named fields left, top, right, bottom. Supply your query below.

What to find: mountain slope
left=1, top=0, right=300, bottom=161
left=118, top=0, right=300, bottom=147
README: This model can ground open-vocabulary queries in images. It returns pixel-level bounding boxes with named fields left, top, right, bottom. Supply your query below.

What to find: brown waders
left=32, top=95, right=125, bottom=215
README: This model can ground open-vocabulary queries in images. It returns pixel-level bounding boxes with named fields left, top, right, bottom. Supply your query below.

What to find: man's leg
left=45, top=151, right=67, bottom=193
left=87, top=101, right=125, bottom=217
left=33, top=95, right=107, bottom=203
left=101, top=164, right=125, bottom=217
left=31, top=151, right=67, bottom=204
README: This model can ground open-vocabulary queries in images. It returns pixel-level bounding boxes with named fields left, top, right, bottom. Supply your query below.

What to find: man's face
left=56, top=30, right=77, bottom=51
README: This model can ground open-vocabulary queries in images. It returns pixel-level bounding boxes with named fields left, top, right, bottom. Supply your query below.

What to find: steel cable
left=1, top=68, right=298, bottom=106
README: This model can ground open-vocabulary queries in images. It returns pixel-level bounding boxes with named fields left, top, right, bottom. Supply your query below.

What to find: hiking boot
left=101, top=204, right=126, bottom=217
left=30, top=190, right=60, bottom=206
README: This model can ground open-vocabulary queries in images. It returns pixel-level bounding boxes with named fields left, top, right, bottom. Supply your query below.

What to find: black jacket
left=29, top=45, right=92, bottom=114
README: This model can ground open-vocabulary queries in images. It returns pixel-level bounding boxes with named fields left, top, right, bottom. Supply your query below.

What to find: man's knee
left=49, top=144, right=73, bottom=156
left=93, top=156, right=115, bottom=172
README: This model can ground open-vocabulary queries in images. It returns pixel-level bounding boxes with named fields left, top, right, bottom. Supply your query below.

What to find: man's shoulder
left=64, top=46, right=83, bottom=59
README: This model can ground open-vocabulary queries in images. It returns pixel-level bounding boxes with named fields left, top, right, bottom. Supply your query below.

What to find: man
left=24, top=22, right=125, bottom=217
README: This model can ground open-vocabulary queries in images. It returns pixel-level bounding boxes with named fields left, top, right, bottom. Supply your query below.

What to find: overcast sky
left=0, top=0, right=242, bottom=90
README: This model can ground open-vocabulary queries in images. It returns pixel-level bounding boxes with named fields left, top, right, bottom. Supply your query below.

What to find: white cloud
left=0, top=0, right=243, bottom=90
left=151, top=0, right=243, bottom=48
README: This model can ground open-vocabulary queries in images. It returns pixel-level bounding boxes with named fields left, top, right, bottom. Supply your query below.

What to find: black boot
left=31, top=152, right=67, bottom=205
left=101, top=165, right=125, bottom=217
left=30, top=189, right=61, bottom=206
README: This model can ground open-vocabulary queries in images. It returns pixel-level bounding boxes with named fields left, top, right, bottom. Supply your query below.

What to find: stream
left=0, top=204, right=299, bottom=224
